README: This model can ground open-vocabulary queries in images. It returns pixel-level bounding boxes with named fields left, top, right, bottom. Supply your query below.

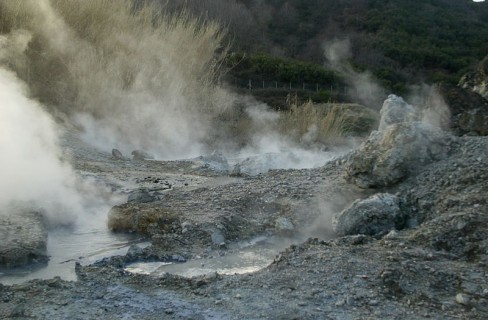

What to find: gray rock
left=0, top=205, right=48, bottom=268
left=275, top=217, right=294, bottom=233
left=378, top=95, right=417, bottom=131
left=455, top=293, right=471, bottom=306
left=346, top=122, right=451, bottom=188
left=111, top=148, right=125, bottom=160
left=211, top=230, right=226, bottom=246
left=334, top=193, right=405, bottom=237
left=191, top=151, right=230, bottom=174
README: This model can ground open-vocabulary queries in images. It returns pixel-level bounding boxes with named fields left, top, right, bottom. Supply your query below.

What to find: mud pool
left=0, top=222, right=145, bottom=285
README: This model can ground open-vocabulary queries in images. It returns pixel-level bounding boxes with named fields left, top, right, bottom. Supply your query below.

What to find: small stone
left=235, top=294, right=242, bottom=299
left=384, top=230, right=398, bottom=239
left=335, top=299, right=345, bottom=307
left=298, top=301, right=308, bottom=306
left=275, top=217, right=294, bottom=233
left=455, top=293, right=470, bottom=305
left=369, top=300, right=379, bottom=306
left=215, top=300, right=222, bottom=305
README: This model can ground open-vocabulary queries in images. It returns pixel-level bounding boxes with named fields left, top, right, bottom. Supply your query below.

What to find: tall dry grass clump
left=278, top=100, right=378, bottom=145
left=0, top=0, right=230, bottom=158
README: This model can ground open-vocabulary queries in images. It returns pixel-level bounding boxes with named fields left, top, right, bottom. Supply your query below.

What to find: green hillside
left=154, top=0, right=488, bottom=100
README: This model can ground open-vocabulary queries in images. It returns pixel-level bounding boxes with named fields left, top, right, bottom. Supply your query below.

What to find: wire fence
left=228, top=78, right=348, bottom=95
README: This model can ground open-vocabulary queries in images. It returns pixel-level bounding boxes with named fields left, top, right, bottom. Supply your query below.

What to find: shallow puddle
left=125, top=236, right=296, bottom=278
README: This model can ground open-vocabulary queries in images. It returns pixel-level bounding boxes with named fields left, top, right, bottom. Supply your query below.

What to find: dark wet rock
left=334, top=193, right=404, bottom=237
left=107, top=203, right=179, bottom=236
left=346, top=121, right=452, bottom=188
left=439, top=84, right=488, bottom=136
left=0, top=206, right=48, bottom=268
left=131, top=150, right=155, bottom=161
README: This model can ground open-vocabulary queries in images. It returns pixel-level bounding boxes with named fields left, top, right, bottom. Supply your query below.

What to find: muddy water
left=125, top=236, right=298, bottom=278
left=0, top=223, right=145, bottom=285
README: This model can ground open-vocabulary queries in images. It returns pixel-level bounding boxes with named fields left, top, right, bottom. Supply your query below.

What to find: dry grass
left=0, top=0, right=233, bottom=158
left=0, top=0, right=226, bottom=116
left=278, top=100, right=378, bottom=145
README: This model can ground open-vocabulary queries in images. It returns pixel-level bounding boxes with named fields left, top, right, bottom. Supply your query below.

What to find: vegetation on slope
left=153, top=0, right=488, bottom=96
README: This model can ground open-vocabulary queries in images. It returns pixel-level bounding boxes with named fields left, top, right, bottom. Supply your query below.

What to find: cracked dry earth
left=1, top=131, right=487, bottom=319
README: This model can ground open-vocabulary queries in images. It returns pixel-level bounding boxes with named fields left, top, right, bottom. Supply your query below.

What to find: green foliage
left=225, top=52, right=341, bottom=85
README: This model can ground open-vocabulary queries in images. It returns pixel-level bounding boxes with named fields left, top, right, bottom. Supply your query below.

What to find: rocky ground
left=1, top=91, right=488, bottom=319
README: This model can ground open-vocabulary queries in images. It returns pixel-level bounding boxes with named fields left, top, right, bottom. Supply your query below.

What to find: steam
left=324, top=38, right=386, bottom=108
left=0, top=29, right=122, bottom=226
left=408, top=84, right=451, bottom=130
left=0, top=0, right=231, bottom=159
left=0, top=66, right=77, bottom=224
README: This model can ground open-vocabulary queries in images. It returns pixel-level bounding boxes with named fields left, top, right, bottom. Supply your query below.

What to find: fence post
left=248, top=80, right=252, bottom=90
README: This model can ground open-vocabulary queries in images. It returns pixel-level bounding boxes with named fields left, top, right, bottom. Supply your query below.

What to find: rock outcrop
left=346, top=121, right=451, bottom=188
left=459, top=55, right=488, bottom=100
left=345, top=94, right=452, bottom=188
left=440, top=84, right=488, bottom=136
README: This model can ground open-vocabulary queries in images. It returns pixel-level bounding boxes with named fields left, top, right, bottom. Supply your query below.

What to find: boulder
left=333, top=193, right=404, bottom=237
left=346, top=121, right=451, bottom=188
left=0, top=205, right=48, bottom=268
left=111, top=148, right=125, bottom=160
left=107, top=203, right=178, bottom=236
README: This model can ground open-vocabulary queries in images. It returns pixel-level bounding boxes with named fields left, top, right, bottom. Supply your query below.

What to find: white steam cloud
left=324, top=38, right=386, bottom=108
left=0, top=30, right=119, bottom=226
left=0, top=68, right=79, bottom=224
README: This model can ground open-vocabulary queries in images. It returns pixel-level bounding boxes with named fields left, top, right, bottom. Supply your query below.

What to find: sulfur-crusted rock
left=345, top=122, right=451, bottom=188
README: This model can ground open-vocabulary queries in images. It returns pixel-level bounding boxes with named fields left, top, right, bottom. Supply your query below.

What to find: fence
left=228, top=78, right=348, bottom=96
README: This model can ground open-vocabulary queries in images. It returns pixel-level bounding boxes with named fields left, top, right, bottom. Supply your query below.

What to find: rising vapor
left=0, top=0, right=231, bottom=159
